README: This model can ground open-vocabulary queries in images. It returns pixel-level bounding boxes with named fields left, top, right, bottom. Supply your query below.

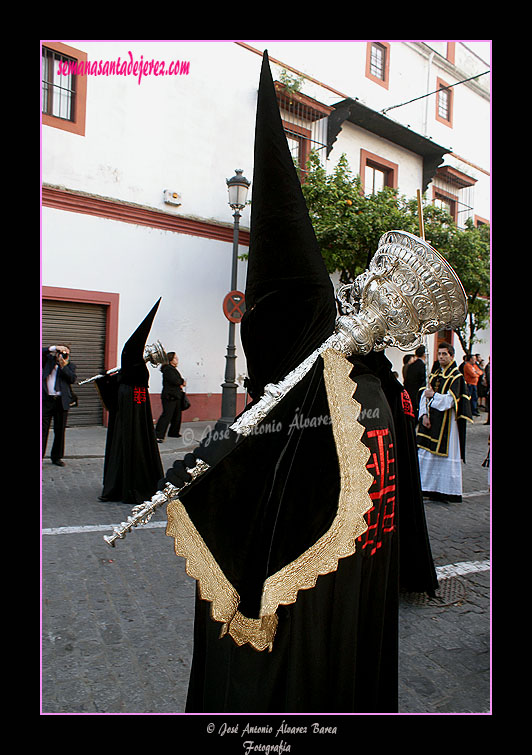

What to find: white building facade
left=41, top=40, right=490, bottom=425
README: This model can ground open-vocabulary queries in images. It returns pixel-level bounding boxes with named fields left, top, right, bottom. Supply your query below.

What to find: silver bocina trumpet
left=231, top=230, right=468, bottom=436
left=103, top=460, right=210, bottom=547
left=79, top=341, right=168, bottom=385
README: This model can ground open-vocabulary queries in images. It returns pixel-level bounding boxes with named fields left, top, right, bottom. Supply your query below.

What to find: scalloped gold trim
left=166, top=498, right=240, bottom=623
left=166, top=348, right=373, bottom=651
left=220, top=612, right=278, bottom=653
left=259, top=348, right=373, bottom=614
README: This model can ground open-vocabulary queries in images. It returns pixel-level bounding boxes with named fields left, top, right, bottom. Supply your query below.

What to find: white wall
left=42, top=206, right=248, bottom=395
left=43, top=41, right=260, bottom=223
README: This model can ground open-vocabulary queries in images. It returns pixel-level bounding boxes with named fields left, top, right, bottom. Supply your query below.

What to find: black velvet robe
left=356, top=352, right=438, bottom=597
left=97, top=373, right=163, bottom=505
left=164, top=352, right=400, bottom=712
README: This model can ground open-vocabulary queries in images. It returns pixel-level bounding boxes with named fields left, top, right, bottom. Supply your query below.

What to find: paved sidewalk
left=59, top=419, right=215, bottom=460
left=41, top=414, right=491, bottom=717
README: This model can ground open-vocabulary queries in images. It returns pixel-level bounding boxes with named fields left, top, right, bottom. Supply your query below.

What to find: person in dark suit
left=155, top=352, right=186, bottom=442
left=42, top=344, right=77, bottom=466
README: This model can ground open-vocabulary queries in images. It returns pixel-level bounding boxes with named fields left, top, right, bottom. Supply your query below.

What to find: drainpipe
left=423, top=51, right=434, bottom=136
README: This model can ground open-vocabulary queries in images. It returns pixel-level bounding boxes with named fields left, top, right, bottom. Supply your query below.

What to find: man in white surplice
left=417, top=342, right=473, bottom=503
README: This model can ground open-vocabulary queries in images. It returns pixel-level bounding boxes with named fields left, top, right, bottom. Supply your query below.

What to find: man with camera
left=42, top=344, right=77, bottom=466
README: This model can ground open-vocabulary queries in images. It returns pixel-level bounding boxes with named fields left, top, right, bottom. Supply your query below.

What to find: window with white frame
left=360, top=150, right=398, bottom=195
left=365, top=164, right=387, bottom=195
left=435, top=77, right=453, bottom=127
left=42, top=47, right=77, bottom=121
left=365, top=42, right=390, bottom=88
left=41, top=42, right=87, bottom=136
left=437, top=87, right=450, bottom=121
left=369, top=43, right=387, bottom=81
left=432, top=165, right=477, bottom=227
left=275, top=81, right=332, bottom=181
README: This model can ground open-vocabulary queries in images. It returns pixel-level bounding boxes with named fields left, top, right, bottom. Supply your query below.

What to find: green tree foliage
left=301, top=152, right=490, bottom=352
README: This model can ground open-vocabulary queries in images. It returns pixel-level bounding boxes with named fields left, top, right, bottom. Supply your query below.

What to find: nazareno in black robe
left=96, top=300, right=163, bottom=506
left=174, top=354, right=400, bottom=713
left=360, top=351, right=438, bottom=597
left=164, top=348, right=436, bottom=713
left=161, top=51, right=437, bottom=713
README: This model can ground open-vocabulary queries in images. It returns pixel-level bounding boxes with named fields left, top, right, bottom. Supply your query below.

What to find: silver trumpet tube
left=79, top=341, right=168, bottom=385
left=78, top=366, right=120, bottom=385
left=103, top=459, right=210, bottom=547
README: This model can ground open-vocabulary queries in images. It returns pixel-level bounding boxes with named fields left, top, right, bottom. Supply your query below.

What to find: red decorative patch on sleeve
left=357, top=427, right=396, bottom=556
left=133, top=386, right=147, bottom=404
left=401, top=389, right=415, bottom=418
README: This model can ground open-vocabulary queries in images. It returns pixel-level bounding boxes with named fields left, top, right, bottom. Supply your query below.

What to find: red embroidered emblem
left=357, top=427, right=396, bottom=556
left=401, top=389, right=415, bottom=418
left=133, top=386, right=146, bottom=404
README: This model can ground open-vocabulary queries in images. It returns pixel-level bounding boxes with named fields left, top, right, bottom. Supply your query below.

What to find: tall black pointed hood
left=120, top=298, right=161, bottom=387
left=241, top=51, right=337, bottom=399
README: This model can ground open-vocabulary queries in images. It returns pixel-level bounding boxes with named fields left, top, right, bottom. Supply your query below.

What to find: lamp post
left=219, top=169, right=251, bottom=427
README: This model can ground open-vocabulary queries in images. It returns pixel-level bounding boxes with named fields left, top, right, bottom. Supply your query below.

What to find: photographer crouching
left=42, top=344, right=77, bottom=466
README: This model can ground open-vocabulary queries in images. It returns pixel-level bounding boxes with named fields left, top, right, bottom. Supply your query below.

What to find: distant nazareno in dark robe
left=97, top=375, right=163, bottom=505
left=362, top=351, right=438, bottom=596
left=97, top=300, right=163, bottom=505
left=404, top=357, right=426, bottom=419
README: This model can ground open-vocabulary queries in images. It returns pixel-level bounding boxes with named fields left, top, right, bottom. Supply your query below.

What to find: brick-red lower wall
left=149, top=392, right=248, bottom=422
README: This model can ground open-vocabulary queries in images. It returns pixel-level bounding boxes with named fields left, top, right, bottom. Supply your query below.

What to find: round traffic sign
left=223, top=290, right=246, bottom=323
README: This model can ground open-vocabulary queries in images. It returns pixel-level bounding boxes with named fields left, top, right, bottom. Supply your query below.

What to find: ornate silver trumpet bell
left=230, top=230, right=468, bottom=436
left=143, top=340, right=169, bottom=367
left=334, top=230, right=467, bottom=355
left=78, top=340, right=168, bottom=385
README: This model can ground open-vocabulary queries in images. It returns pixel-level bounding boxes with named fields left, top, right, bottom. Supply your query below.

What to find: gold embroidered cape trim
left=166, top=348, right=374, bottom=652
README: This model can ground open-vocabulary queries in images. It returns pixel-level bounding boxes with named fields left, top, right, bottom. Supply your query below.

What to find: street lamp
left=226, top=168, right=251, bottom=211
left=219, top=169, right=251, bottom=427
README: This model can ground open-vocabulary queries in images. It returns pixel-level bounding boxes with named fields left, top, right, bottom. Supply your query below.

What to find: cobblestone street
left=41, top=415, right=490, bottom=717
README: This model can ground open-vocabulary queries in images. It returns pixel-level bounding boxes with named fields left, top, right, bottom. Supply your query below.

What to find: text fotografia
left=57, top=51, right=190, bottom=85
